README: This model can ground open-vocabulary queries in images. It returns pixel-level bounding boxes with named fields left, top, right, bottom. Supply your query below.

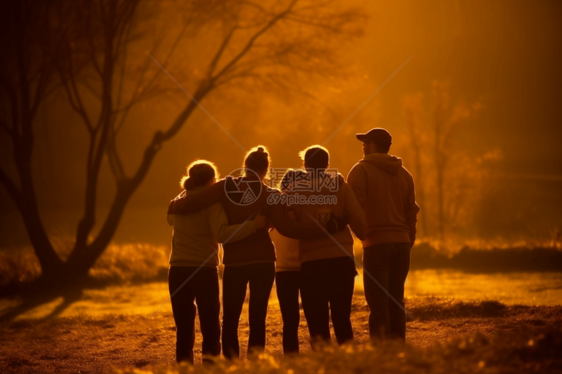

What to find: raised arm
left=168, top=180, right=225, bottom=214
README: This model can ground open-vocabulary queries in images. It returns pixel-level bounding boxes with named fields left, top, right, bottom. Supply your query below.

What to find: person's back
left=287, top=146, right=366, bottom=347
left=220, top=175, right=276, bottom=265
left=347, top=128, right=419, bottom=341
left=169, top=187, right=241, bottom=267
left=348, top=153, right=417, bottom=247
left=290, top=175, right=366, bottom=262
left=166, top=160, right=259, bottom=364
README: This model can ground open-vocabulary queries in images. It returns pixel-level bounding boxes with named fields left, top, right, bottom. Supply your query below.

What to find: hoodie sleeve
left=206, top=202, right=257, bottom=243
left=344, top=183, right=367, bottom=241
left=347, top=163, right=368, bottom=209
left=405, top=172, right=420, bottom=246
left=168, top=180, right=224, bottom=214
left=268, top=191, right=330, bottom=240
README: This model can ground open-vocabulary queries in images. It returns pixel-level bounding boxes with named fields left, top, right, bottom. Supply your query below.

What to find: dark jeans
left=363, top=242, right=411, bottom=340
left=300, top=257, right=356, bottom=346
left=168, top=266, right=221, bottom=363
left=275, top=271, right=301, bottom=354
left=222, top=262, right=275, bottom=359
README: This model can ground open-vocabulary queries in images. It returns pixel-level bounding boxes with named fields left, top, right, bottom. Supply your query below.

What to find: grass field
left=1, top=295, right=561, bottom=373
left=1, top=241, right=561, bottom=373
left=1, top=238, right=560, bottom=295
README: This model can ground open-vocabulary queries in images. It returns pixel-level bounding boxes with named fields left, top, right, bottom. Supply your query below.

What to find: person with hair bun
left=167, top=160, right=266, bottom=364
left=167, top=146, right=345, bottom=359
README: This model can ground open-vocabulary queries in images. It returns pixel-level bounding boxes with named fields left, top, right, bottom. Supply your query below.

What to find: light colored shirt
left=270, top=229, right=300, bottom=272
left=167, top=187, right=257, bottom=267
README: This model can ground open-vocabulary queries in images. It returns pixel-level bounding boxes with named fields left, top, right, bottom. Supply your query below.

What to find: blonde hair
left=180, top=160, right=219, bottom=190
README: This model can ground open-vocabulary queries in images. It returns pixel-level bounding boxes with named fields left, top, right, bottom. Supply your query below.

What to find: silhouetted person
left=167, top=160, right=266, bottom=364
left=288, top=146, right=367, bottom=346
left=270, top=169, right=304, bottom=354
left=348, top=128, right=420, bottom=340
left=167, top=147, right=347, bottom=359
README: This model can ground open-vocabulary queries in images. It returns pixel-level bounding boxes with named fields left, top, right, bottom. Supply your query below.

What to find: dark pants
left=300, top=257, right=356, bottom=346
left=275, top=271, right=301, bottom=354
left=363, top=242, right=411, bottom=340
left=168, top=266, right=221, bottom=363
left=222, top=262, right=275, bottom=360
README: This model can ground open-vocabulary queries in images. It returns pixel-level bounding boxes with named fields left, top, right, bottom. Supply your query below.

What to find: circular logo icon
left=224, top=168, right=263, bottom=206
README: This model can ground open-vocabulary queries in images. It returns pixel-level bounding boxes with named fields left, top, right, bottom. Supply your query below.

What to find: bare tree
left=0, top=0, right=364, bottom=284
left=402, top=94, right=428, bottom=236
left=431, top=81, right=475, bottom=240
left=0, top=0, right=70, bottom=279
left=402, top=81, right=482, bottom=241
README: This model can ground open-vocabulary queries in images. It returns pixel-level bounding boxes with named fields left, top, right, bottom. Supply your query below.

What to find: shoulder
left=400, top=165, right=415, bottom=179
left=348, top=162, right=367, bottom=181
left=348, top=162, right=364, bottom=174
left=341, top=181, right=355, bottom=195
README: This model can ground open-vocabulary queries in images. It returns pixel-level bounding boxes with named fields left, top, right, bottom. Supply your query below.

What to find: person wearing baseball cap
left=348, top=127, right=420, bottom=341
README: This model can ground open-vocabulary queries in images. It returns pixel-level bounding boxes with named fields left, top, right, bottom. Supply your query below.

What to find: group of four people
left=166, top=128, right=420, bottom=363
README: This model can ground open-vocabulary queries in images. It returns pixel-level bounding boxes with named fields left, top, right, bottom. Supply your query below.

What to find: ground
left=1, top=295, right=561, bottom=373
left=1, top=243, right=561, bottom=372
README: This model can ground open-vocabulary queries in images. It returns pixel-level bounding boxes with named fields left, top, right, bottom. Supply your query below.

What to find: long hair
left=243, top=145, right=270, bottom=178
left=180, top=160, right=219, bottom=190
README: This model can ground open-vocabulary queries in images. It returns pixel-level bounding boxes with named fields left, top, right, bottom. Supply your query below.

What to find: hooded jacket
left=167, top=177, right=332, bottom=266
left=288, top=173, right=367, bottom=264
left=347, top=153, right=420, bottom=248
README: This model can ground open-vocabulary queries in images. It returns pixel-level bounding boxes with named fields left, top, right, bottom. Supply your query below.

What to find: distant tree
left=402, top=93, right=428, bottom=235
left=402, top=81, right=488, bottom=241
left=0, top=0, right=364, bottom=284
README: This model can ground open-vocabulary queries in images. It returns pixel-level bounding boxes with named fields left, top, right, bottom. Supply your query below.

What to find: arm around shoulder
left=208, top=202, right=257, bottom=244
left=168, top=180, right=224, bottom=214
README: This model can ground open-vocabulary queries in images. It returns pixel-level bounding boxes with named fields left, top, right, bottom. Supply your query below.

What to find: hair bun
left=257, top=147, right=264, bottom=153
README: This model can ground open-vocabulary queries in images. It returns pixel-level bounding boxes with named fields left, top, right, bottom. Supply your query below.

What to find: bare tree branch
left=212, top=0, right=298, bottom=83
left=206, top=26, right=238, bottom=77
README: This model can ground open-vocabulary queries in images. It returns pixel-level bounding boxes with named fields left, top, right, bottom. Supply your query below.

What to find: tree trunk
left=62, top=96, right=202, bottom=280
left=14, top=137, right=64, bottom=280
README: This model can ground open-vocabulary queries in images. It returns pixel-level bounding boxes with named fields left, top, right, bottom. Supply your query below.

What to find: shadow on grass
left=0, top=280, right=84, bottom=323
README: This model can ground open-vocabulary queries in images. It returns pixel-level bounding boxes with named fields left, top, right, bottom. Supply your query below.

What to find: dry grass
left=2, top=238, right=560, bottom=294
left=0, top=297, right=561, bottom=373
left=0, top=243, right=170, bottom=294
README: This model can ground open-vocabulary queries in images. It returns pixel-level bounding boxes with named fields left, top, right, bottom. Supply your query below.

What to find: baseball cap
left=356, top=128, right=392, bottom=147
